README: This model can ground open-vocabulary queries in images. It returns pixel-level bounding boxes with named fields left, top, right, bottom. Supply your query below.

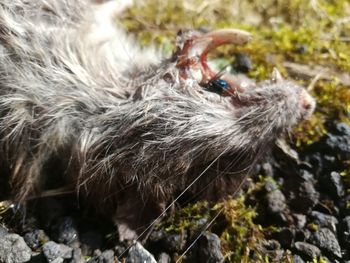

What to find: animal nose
left=299, top=89, right=316, bottom=116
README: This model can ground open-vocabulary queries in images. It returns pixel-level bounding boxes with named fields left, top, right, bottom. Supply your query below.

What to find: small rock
left=293, top=254, right=306, bottom=263
left=70, top=248, right=85, bottom=263
left=273, top=250, right=286, bottom=262
left=157, top=252, right=171, bottom=263
left=260, top=247, right=285, bottom=262
left=334, top=122, right=350, bottom=136
left=126, top=242, right=156, bottom=263
left=266, top=189, right=287, bottom=214
left=196, top=218, right=209, bottom=229
left=293, top=214, right=307, bottom=229
left=311, top=211, right=338, bottom=233
left=88, top=250, right=115, bottom=263
left=261, top=162, right=274, bottom=177
left=114, top=245, right=127, bottom=258
left=42, top=241, right=73, bottom=262
left=264, top=180, right=278, bottom=192
left=51, top=217, right=79, bottom=245
left=259, top=239, right=281, bottom=251
left=324, top=133, right=350, bottom=159
left=341, top=216, right=350, bottom=247
left=0, top=225, right=8, bottom=238
left=163, top=233, right=186, bottom=252
left=93, top=249, right=102, bottom=257
left=197, top=232, right=224, bottom=263
left=0, top=233, right=32, bottom=263
left=148, top=230, right=165, bottom=243
left=198, top=26, right=213, bottom=33
left=148, top=230, right=186, bottom=253
left=270, top=228, right=295, bottom=248
left=290, top=180, right=319, bottom=213
left=233, top=52, right=253, bottom=73
left=305, top=150, right=338, bottom=175
left=309, top=228, right=342, bottom=259
left=299, top=181, right=319, bottom=210
left=24, top=229, right=49, bottom=250
left=305, top=152, right=324, bottom=176
left=293, top=242, right=321, bottom=260
left=327, top=172, right=345, bottom=198
left=298, top=170, right=314, bottom=181
left=295, top=44, right=308, bottom=54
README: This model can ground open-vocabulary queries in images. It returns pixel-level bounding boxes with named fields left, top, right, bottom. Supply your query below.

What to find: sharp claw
left=177, top=29, right=252, bottom=61
left=201, top=29, right=252, bottom=49
left=175, top=28, right=252, bottom=82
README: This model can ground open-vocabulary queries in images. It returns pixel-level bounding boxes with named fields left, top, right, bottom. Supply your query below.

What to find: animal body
left=0, top=0, right=315, bottom=239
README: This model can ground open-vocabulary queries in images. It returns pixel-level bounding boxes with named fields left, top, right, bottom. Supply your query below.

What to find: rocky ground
left=0, top=121, right=349, bottom=263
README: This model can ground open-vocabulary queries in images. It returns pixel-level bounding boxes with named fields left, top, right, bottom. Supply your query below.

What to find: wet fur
left=0, top=0, right=314, bottom=234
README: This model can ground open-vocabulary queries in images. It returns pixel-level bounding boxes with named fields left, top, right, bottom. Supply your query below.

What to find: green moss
left=215, top=196, right=265, bottom=262
left=307, top=223, right=319, bottom=232
left=158, top=191, right=303, bottom=262
left=158, top=201, right=211, bottom=234
left=293, top=113, right=327, bottom=147
left=158, top=196, right=267, bottom=262
left=312, top=257, right=329, bottom=263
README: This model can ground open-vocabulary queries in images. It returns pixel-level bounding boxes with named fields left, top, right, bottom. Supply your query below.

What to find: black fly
left=206, top=78, right=230, bottom=95
left=202, top=66, right=236, bottom=97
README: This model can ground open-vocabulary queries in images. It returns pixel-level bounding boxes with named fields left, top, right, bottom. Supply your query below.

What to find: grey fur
left=0, top=0, right=315, bottom=233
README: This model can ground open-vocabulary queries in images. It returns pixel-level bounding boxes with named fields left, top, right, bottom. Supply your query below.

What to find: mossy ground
left=120, top=1, right=349, bottom=262
left=158, top=196, right=269, bottom=262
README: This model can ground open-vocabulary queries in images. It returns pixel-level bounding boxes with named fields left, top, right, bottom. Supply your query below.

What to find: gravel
left=42, top=241, right=73, bottom=262
left=293, top=241, right=321, bottom=260
left=126, top=242, right=157, bottom=263
left=196, top=232, right=224, bottom=263
left=310, top=211, right=338, bottom=233
left=0, top=233, right=32, bottom=263
left=309, top=228, right=342, bottom=259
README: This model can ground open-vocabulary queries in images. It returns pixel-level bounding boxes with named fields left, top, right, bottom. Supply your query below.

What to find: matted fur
left=0, top=0, right=315, bottom=233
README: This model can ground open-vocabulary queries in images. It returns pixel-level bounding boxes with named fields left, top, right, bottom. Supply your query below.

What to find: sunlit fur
left=0, top=0, right=315, bottom=233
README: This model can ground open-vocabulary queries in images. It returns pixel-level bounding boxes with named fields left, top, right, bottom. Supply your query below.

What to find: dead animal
left=0, top=0, right=315, bottom=240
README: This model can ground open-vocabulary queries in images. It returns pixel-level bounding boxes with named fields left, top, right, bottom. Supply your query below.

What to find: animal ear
left=271, top=67, right=283, bottom=83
